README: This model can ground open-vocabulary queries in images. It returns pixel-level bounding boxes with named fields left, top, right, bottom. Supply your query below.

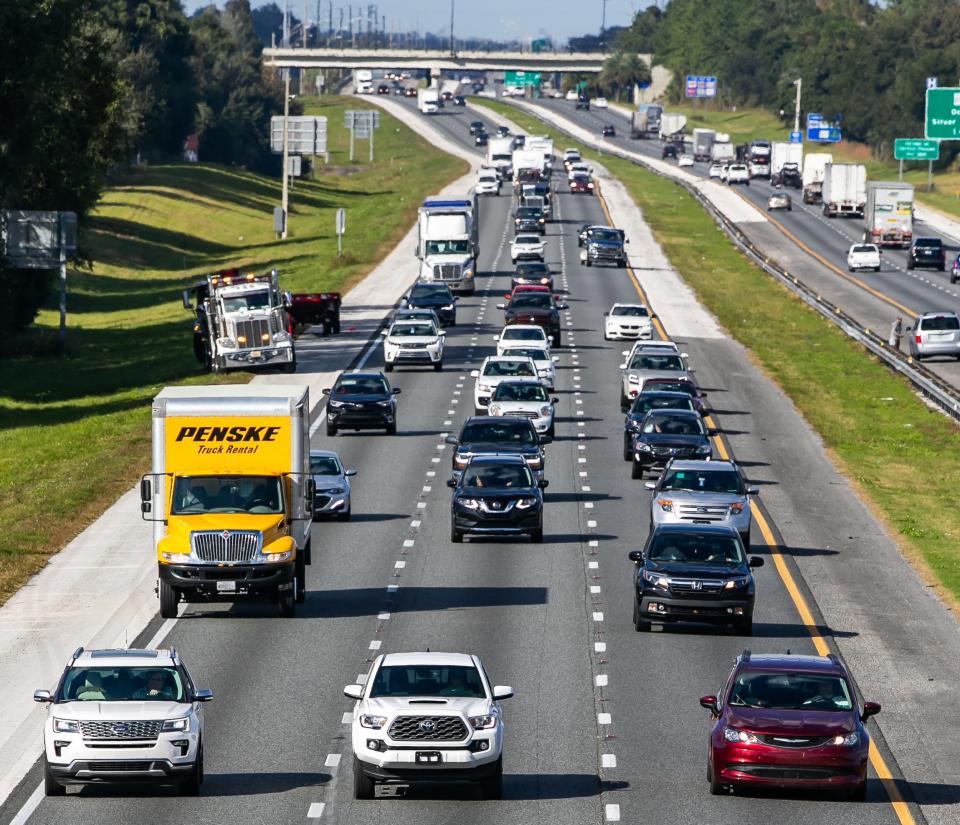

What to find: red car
left=701, top=651, right=880, bottom=800
left=504, top=284, right=561, bottom=301
left=569, top=174, right=594, bottom=194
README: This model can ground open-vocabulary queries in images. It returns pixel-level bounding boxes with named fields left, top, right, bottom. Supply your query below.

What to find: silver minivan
left=908, top=312, right=960, bottom=360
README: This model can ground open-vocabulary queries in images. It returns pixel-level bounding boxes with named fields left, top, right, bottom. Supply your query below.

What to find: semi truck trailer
left=864, top=182, right=914, bottom=247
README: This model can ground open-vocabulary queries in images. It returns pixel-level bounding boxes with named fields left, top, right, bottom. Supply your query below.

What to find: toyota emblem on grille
left=691, top=580, right=703, bottom=590
left=221, top=530, right=231, bottom=539
left=112, top=722, right=130, bottom=734
left=418, top=719, right=437, bottom=732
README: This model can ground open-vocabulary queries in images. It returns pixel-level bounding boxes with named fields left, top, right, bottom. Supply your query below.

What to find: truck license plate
left=249, top=350, right=262, bottom=359
left=415, top=752, right=441, bottom=764
left=216, top=581, right=237, bottom=593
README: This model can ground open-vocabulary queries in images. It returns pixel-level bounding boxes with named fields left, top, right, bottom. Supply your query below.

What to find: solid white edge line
left=146, top=617, right=178, bottom=651
left=9, top=783, right=43, bottom=825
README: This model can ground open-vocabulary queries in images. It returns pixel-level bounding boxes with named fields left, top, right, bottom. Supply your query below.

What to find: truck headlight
left=160, top=551, right=189, bottom=562
left=263, top=550, right=293, bottom=562
left=657, top=499, right=673, bottom=512
left=642, top=570, right=669, bottom=588
left=524, top=455, right=542, bottom=470
left=469, top=715, right=497, bottom=729
left=217, top=337, right=237, bottom=349
left=359, top=714, right=387, bottom=729
left=723, top=576, right=750, bottom=590
left=162, top=717, right=191, bottom=733
left=729, top=502, right=744, bottom=515
left=53, top=718, right=79, bottom=734
left=273, top=331, right=291, bottom=343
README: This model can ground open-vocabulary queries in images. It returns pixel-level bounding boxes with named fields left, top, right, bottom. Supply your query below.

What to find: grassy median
left=0, top=95, right=466, bottom=603
left=476, top=97, right=960, bottom=606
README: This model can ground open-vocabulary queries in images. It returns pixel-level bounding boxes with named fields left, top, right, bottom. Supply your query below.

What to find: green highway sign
left=894, top=138, right=940, bottom=161
left=505, top=70, right=541, bottom=88
left=925, top=88, right=960, bottom=139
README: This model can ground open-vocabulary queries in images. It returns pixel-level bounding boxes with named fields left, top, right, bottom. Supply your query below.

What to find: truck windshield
left=590, top=230, right=621, bottom=243
left=425, top=240, right=471, bottom=255
left=171, top=475, right=284, bottom=515
left=221, top=291, right=271, bottom=312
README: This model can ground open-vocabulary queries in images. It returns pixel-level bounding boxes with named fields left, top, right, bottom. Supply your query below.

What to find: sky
left=184, top=0, right=636, bottom=43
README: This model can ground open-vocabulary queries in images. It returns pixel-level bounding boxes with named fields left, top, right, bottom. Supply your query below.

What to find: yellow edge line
left=595, top=173, right=917, bottom=825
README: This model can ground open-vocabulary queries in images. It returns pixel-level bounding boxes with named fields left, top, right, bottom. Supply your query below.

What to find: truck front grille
left=235, top=318, right=272, bottom=346
left=191, top=530, right=261, bottom=562
left=388, top=715, right=469, bottom=741
left=81, top=720, right=162, bottom=741
left=433, top=264, right=462, bottom=281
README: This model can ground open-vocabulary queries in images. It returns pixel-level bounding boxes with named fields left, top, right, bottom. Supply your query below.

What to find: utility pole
left=348, top=5, right=353, bottom=46
left=449, top=0, right=455, bottom=54
left=793, top=77, right=802, bottom=134
left=600, top=0, right=607, bottom=50
left=281, top=71, right=291, bottom=240
left=328, top=1, right=333, bottom=44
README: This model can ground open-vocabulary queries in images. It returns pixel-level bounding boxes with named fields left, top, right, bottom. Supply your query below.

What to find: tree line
left=0, top=0, right=287, bottom=342
left=611, top=0, right=960, bottom=157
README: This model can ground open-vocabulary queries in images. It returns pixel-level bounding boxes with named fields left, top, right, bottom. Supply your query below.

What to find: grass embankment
left=0, top=95, right=466, bottom=602
left=663, top=103, right=960, bottom=218
left=476, top=97, right=960, bottom=605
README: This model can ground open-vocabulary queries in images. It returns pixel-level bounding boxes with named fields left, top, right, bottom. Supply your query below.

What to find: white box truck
left=771, top=142, right=804, bottom=178
left=525, top=135, right=554, bottom=169
left=711, top=140, right=735, bottom=163
left=512, top=148, right=548, bottom=182
left=141, top=385, right=313, bottom=618
left=864, top=182, right=914, bottom=247
left=802, top=153, right=833, bottom=204
left=417, top=87, right=439, bottom=114
left=486, top=136, right=516, bottom=179
left=416, top=197, right=478, bottom=293
left=822, top=163, right=867, bottom=217
left=692, top=129, right=715, bottom=162
left=355, top=70, right=373, bottom=94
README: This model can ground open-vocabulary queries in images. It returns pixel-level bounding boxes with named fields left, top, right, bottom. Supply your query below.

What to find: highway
left=517, top=96, right=960, bottom=390
left=6, top=98, right=955, bottom=825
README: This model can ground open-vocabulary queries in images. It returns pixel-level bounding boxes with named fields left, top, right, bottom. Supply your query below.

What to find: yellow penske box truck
left=140, top=385, right=314, bottom=618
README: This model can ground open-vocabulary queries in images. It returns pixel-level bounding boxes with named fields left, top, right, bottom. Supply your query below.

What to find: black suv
left=403, top=281, right=457, bottom=326
left=575, top=96, right=590, bottom=110
left=661, top=145, right=678, bottom=159
left=622, top=391, right=701, bottom=460
left=630, top=409, right=713, bottom=478
left=446, top=416, right=550, bottom=479
left=908, top=236, right=945, bottom=271
left=324, top=372, right=401, bottom=436
left=512, top=262, right=554, bottom=289
left=628, top=524, right=764, bottom=634
left=468, top=120, right=484, bottom=135
left=514, top=206, right=546, bottom=235
left=448, top=455, right=546, bottom=543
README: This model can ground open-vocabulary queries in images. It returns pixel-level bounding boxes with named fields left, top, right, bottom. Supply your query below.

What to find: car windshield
left=517, top=208, right=541, bottom=217
left=424, top=239, right=471, bottom=255
left=510, top=294, right=552, bottom=309
left=630, top=354, right=685, bottom=371
left=370, top=665, right=485, bottom=698
left=661, top=469, right=742, bottom=494
left=647, top=380, right=696, bottom=396
left=335, top=376, right=389, bottom=395
left=411, top=284, right=452, bottom=300
left=915, top=239, right=941, bottom=248
left=647, top=531, right=745, bottom=565
left=505, top=347, right=548, bottom=361
left=642, top=413, right=705, bottom=436
left=516, top=264, right=549, bottom=275
left=573, top=174, right=591, bottom=182
left=463, top=463, right=534, bottom=488
left=920, top=315, right=960, bottom=331
left=503, top=328, right=544, bottom=341
left=515, top=235, right=541, bottom=245
left=460, top=421, right=536, bottom=444
left=590, top=229, right=621, bottom=243
left=391, top=323, right=436, bottom=337
left=483, top=361, right=535, bottom=377
left=632, top=395, right=694, bottom=415
left=171, top=475, right=284, bottom=515
left=492, top=383, right=549, bottom=402
left=851, top=245, right=877, bottom=254
left=221, top=290, right=271, bottom=312
left=310, top=456, right=341, bottom=475
left=60, top=666, right=186, bottom=702
left=728, top=671, right=854, bottom=712
left=612, top=306, right=648, bottom=317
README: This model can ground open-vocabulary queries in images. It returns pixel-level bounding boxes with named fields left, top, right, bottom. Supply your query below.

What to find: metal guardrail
left=509, top=102, right=960, bottom=423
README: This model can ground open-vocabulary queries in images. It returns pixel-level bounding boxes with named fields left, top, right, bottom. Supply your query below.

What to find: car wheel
left=708, top=759, right=725, bottom=795
left=353, top=756, right=375, bottom=800
left=479, top=756, right=503, bottom=800
left=631, top=459, right=643, bottom=480
left=632, top=595, right=651, bottom=632
left=337, top=508, right=351, bottom=522
left=277, top=584, right=296, bottom=617
left=623, top=432, right=633, bottom=461
left=451, top=519, right=464, bottom=543
left=159, top=578, right=179, bottom=619
left=735, top=618, right=753, bottom=637
left=304, top=537, right=312, bottom=565
left=434, top=361, right=443, bottom=372
left=875, top=267, right=881, bottom=272
left=907, top=260, right=914, bottom=270
left=294, top=551, right=306, bottom=603
left=848, top=780, right=867, bottom=802
left=787, top=205, right=792, bottom=210
left=386, top=419, right=397, bottom=436
left=180, top=743, right=203, bottom=796
left=585, top=259, right=592, bottom=267
left=384, top=363, right=393, bottom=372
left=739, top=530, right=750, bottom=548
left=43, top=757, right=65, bottom=797
left=951, top=273, right=958, bottom=284
left=546, top=423, right=555, bottom=438
left=530, top=525, right=544, bottom=543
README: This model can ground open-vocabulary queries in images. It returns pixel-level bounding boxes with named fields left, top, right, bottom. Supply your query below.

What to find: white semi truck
left=802, top=153, right=833, bottom=204
left=748, top=140, right=772, bottom=178
left=416, top=196, right=478, bottom=293
left=864, top=182, right=914, bottom=247
left=822, top=162, right=867, bottom=217
left=659, top=113, right=687, bottom=141
left=417, top=87, right=439, bottom=114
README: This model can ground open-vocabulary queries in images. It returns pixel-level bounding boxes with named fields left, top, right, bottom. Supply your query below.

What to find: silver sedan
left=767, top=192, right=792, bottom=211
left=310, top=450, right=357, bottom=520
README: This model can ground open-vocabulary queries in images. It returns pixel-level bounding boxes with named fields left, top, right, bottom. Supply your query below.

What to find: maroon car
left=287, top=292, right=341, bottom=335
left=569, top=174, right=594, bottom=194
left=701, top=651, right=880, bottom=800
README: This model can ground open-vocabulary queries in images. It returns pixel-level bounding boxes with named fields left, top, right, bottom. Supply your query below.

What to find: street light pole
left=449, top=0, right=455, bottom=55
left=600, top=0, right=607, bottom=50
left=281, top=70, right=291, bottom=240
left=793, top=77, right=802, bottom=134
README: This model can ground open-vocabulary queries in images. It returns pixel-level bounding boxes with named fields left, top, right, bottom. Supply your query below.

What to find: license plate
left=415, top=752, right=441, bottom=764
left=216, top=581, right=237, bottom=593
left=249, top=350, right=262, bottom=359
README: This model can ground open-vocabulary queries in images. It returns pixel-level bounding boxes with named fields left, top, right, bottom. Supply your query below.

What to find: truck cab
left=417, top=198, right=478, bottom=293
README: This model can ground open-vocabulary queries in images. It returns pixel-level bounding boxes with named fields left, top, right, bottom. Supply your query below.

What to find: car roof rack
left=70, top=646, right=84, bottom=664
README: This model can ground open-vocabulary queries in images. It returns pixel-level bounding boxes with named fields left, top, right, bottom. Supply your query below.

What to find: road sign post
left=336, top=207, right=346, bottom=258
left=924, top=88, right=960, bottom=139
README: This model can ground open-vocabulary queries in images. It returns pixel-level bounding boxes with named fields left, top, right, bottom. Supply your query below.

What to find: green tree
left=600, top=52, right=652, bottom=102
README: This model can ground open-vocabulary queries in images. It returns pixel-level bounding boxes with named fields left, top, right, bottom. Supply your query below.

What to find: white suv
left=382, top=319, right=444, bottom=372
left=471, top=355, right=538, bottom=411
left=344, top=652, right=513, bottom=799
left=35, top=648, right=212, bottom=796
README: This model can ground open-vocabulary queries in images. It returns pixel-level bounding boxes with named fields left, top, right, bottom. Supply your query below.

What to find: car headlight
left=217, top=337, right=237, bottom=349
left=642, top=569, right=669, bottom=588
left=469, top=714, right=497, bottom=729
left=637, top=442, right=653, bottom=452
left=377, top=400, right=393, bottom=407
left=516, top=497, right=537, bottom=510
left=539, top=406, right=552, bottom=417
left=657, top=498, right=673, bottom=512
left=831, top=732, right=859, bottom=746
left=729, top=502, right=744, bottom=515
left=441, top=304, right=454, bottom=310
left=328, top=399, right=344, bottom=409
left=53, top=718, right=79, bottom=734
left=724, top=727, right=759, bottom=744
left=524, top=455, right=542, bottom=470
left=723, top=576, right=750, bottom=590
left=454, top=453, right=470, bottom=468
left=359, top=714, right=387, bottom=729
left=478, top=383, right=492, bottom=392
left=263, top=549, right=293, bottom=562
left=626, top=420, right=641, bottom=432
left=696, top=445, right=713, bottom=455
left=458, top=497, right=480, bottom=510
left=162, top=717, right=191, bottom=733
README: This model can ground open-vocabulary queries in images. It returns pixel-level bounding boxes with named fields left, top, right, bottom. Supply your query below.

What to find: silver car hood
left=656, top=491, right=745, bottom=507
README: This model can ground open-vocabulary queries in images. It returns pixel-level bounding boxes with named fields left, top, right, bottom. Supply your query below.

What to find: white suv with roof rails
left=344, top=652, right=513, bottom=799
left=35, top=647, right=212, bottom=796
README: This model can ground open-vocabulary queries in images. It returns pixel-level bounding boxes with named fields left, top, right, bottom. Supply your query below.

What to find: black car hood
left=638, top=434, right=708, bottom=448
left=458, top=485, right=538, bottom=497
left=459, top=442, right=539, bottom=455
left=507, top=307, right=555, bottom=318
left=409, top=296, right=452, bottom=308
left=332, top=393, right=390, bottom=403
left=646, top=561, right=748, bottom=578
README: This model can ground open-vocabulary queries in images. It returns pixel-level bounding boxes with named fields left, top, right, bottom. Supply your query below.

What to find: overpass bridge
left=262, top=48, right=651, bottom=74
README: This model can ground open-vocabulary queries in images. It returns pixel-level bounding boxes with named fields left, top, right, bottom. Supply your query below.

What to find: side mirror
left=194, top=688, right=214, bottom=702
left=492, top=335, right=501, bottom=342
left=140, top=477, right=152, bottom=503
left=538, top=478, right=549, bottom=488
left=552, top=356, right=559, bottom=362
left=181, top=290, right=194, bottom=311
left=380, top=329, right=389, bottom=336
left=345, top=469, right=358, bottom=477
left=861, top=701, right=881, bottom=721
left=621, top=350, right=630, bottom=356
left=748, top=556, right=765, bottom=568
left=34, top=689, right=52, bottom=703
left=322, top=388, right=331, bottom=395
left=445, top=435, right=459, bottom=445
left=497, top=303, right=506, bottom=310
left=644, top=482, right=656, bottom=490
left=439, top=330, right=447, bottom=336
left=492, top=685, right=514, bottom=700
left=343, top=684, right=364, bottom=700
left=619, top=363, right=628, bottom=370
left=699, top=391, right=708, bottom=398
left=557, top=303, right=569, bottom=310
left=699, top=695, right=719, bottom=714
left=551, top=398, right=559, bottom=404
left=539, top=435, right=553, bottom=445
left=392, top=388, right=402, bottom=395
left=746, top=486, right=759, bottom=495
left=680, top=352, right=689, bottom=359
left=446, top=478, right=457, bottom=488
left=625, top=238, right=630, bottom=243
left=470, top=370, right=480, bottom=378
left=306, top=478, right=316, bottom=502
left=627, top=550, right=644, bottom=562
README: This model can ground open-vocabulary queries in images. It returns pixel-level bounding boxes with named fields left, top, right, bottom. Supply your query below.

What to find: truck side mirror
left=181, top=290, right=194, bottom=311
left=140, top=477, right=152, bottom=503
